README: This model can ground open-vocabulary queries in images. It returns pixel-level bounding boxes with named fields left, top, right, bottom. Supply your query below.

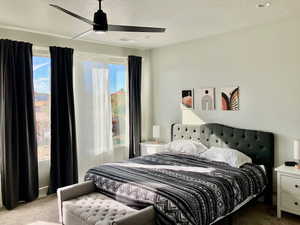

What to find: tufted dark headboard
left=171, top=123, right=274, bottom=203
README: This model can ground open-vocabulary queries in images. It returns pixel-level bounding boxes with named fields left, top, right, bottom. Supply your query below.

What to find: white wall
left=0, top=27, right=152, bottom=201
left=151, top=16, right=300, bottom=168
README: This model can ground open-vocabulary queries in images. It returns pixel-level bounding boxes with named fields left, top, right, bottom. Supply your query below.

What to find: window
left=109, top=64, right=127, bottom=146
left=33, top=54, right=127, bottom=163
left=74, top=56, right=128, bottom=179
left=33, top=56, right=51, bottom=161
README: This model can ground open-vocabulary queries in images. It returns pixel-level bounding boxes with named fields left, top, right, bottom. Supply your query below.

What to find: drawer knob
left=295, top=202, right=299, bottom=206
left=295, top=184, right=299, bottom=188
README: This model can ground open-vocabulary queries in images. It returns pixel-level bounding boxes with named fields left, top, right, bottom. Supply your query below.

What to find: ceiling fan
left=50, top=0, right=166, bottom=40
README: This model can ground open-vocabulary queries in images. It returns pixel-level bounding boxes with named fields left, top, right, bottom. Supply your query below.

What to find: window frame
left=33, top=49, right=130, bottom=155
left=74, top=51, right=129, bottom=150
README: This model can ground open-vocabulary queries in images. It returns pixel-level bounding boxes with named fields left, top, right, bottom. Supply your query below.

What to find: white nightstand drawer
left=140, top=142, right=166, bottom=156
left=281, top=192, right=300, bottom=215
left=281, top=175, right=300, bottom=194
left=145, top=146, right=164, bottom=154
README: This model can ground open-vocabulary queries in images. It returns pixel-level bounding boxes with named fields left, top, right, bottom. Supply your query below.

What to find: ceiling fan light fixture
left=95, top=30, right=106, bottom=34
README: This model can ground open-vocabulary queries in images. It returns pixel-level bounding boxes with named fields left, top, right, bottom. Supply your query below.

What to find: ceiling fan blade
left=108, top=25, right=166, bottom=33
left=71, top=28, right=93, bottom=40
left=49, top=4, right=95, bottom=26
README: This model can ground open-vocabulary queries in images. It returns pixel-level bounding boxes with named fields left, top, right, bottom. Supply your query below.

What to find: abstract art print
left=181, top=89, right=194, bottom=109
left=198, top=88, right=215, bottom=111
left=221, top=86, right=240, bottom=111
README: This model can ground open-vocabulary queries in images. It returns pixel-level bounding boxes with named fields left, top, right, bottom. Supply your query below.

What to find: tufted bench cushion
left=63, top=192, right=138, bottom=225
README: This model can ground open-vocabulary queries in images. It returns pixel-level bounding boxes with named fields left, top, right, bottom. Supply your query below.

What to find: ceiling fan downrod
left=98, top=0, right=102, bottom=10
left=94, top=0, right=108, bottom=32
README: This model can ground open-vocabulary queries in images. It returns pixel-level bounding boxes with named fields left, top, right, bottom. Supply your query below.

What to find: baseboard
left=0, top=186, right=49, bottom=209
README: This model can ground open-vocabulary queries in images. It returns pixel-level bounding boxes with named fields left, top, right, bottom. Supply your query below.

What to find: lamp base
left=154, top=138, right=160, bottom=144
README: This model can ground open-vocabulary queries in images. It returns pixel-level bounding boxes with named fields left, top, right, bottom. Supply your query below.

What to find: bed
left=85, top=123, right=274, bottom=225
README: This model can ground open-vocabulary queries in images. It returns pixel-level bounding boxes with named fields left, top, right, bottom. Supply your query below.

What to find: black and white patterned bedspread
left=85, top=153, right=267, bottom=225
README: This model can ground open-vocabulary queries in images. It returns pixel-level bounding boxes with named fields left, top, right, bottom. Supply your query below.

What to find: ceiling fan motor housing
left=93, top=10, right=108, bottom=32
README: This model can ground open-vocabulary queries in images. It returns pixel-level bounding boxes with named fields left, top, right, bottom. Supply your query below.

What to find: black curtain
left=128, top=56, right=142, bottom=158
left=48, top=47, right=78, bottom=194
left=0, top=39, right=39, bottom=209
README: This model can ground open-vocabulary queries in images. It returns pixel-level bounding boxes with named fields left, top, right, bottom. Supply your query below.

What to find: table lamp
left=153, top=125, right=160, bottom=143
left=294, top=140, right=300, bottom=169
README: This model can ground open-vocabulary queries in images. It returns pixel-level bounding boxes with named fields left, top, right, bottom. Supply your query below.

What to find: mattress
left=85, top=153, right=267, bottom=225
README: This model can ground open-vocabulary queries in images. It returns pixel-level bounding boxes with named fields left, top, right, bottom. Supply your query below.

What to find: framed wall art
left=221, top=86, right=240, bottom=111
left=181, top=89, right=194, bottom=109
left=198, top=88, right=215, bottom=111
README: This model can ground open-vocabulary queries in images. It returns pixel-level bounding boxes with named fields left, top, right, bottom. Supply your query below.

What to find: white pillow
left=200, top=147, right=252, bottom=168
left=166, top=140, right=208, bottom=154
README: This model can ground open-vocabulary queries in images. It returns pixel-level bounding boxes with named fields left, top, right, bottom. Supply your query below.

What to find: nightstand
left=275, top=165, right=300, bottom=218
left=140, top=142, right=166, bottom=156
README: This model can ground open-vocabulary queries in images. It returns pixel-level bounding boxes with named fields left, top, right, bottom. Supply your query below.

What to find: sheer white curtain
left=91, top=67, right=113, bottom=154
left=74, top=54, right=126, bottom=181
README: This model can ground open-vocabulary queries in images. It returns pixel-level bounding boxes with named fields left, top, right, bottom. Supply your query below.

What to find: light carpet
left=0, top=195, right=59, bottom=225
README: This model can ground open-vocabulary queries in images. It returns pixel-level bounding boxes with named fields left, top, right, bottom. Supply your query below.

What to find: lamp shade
left=153, top=125, right=160, bottom=139
left=294, top=140, right=300, bottom=160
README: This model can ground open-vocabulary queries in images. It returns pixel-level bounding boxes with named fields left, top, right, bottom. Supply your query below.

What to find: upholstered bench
left=57, top=181, right=155, bottom=225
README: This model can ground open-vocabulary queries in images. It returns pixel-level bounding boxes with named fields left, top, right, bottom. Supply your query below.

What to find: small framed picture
left=198, top=88, right=215, bottom=111
left=181, top=89, right=194, bottom=109
left=221, top=86, right=240, bottom=111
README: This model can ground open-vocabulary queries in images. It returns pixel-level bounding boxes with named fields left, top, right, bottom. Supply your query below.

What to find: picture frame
left=181, top=89, right=194, bottom=109
left=198, top=88, right=215, bottom=111
left=221, top=86, right=240, bottom=111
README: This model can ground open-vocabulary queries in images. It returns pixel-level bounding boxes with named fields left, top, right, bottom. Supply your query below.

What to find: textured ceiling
left=0, top=0, right=300, bottom=49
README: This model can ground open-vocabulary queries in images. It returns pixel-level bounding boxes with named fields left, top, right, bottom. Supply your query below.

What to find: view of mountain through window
left=33, top=56, right=51, bottom=161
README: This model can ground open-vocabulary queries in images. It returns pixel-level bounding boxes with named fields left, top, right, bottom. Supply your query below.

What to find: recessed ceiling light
left=257, top=2, right=271, bottom=8
left=120, top=38, right=135, bottom=43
